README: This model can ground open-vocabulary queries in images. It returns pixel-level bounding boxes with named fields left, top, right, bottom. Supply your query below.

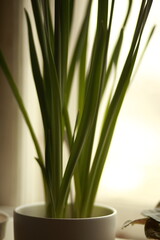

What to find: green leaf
left=0, top=50, right=44, bottom=169
left=57, top=0, right=109, bottom=217
left=78, top=0, right=154, bottom=216
left=25, top=10, right=49, bottom=135
left=66, top=0, right=92, bottom=105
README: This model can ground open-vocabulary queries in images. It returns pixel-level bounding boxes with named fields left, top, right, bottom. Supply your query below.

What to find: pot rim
left=14, top=202, right=117, bottom=221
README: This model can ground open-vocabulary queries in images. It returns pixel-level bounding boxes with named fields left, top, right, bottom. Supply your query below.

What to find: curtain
left=0, top=0, right=23, bottom=206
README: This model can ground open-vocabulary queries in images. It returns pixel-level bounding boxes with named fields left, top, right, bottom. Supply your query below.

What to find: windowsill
left=0, top=206, right=14, bottom=240
left=4, top=218, right=13, bottom=240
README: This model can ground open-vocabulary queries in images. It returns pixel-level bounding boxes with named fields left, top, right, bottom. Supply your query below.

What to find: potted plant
left=0, top=0, right=155, bottom=239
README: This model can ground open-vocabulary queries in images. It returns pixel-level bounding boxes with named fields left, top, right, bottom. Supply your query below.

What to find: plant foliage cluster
left=0, top=0, right=155, bottom=218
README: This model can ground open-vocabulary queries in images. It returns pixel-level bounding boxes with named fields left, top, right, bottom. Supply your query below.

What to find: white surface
left=4, top=218, right=13, bottom=240
left=0, top=207, right=14, bottom=240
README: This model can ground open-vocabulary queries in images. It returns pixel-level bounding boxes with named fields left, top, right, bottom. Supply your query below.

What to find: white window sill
left=0, top=206, right=14, bottom=240
left=4, top=218, right=13, bottom=240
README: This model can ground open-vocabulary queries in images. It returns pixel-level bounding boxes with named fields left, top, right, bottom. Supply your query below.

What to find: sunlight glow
left=92, top=0, right=160, bottom=204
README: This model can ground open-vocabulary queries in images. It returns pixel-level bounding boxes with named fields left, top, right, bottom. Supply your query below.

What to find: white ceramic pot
left=14, top=203, right=117, bottom=240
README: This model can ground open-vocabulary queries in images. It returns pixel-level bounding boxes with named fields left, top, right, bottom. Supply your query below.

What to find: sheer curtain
left=0, top=0, right=23, bottom=206
left=0, top=0, right=45, bottom=206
